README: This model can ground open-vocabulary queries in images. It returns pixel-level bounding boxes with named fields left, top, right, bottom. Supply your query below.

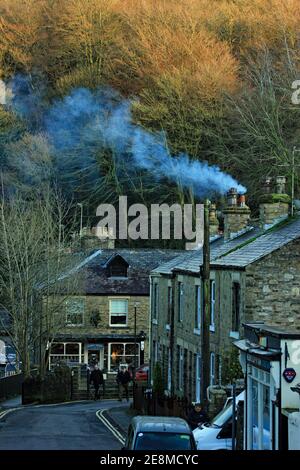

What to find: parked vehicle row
left=123, top=391, right=245, bottom=450
left=123, top=416, right=196, bottom=450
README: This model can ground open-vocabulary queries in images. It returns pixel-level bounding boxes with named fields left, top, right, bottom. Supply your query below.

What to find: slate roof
left=212, top=217, right=300, bottom=268
left=64, top=248, right=183, bottom=295
left=152, top=217, right=300, bottom=275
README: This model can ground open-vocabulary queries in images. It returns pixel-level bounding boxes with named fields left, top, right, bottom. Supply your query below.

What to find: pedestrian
left=89, top=364, right=104, bottom=400
left=116, top=366, right=131, bottom=402
left=187, top=402, right=209, bottom=430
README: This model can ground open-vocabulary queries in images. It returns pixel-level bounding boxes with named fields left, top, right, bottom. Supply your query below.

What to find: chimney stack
left=223, top=188, right=251, bottom=240
left=259, top=176, right=290, bottom=229
left=275, top=176, right=286, bottom=195
left=209, top=203, right=219, bottom=237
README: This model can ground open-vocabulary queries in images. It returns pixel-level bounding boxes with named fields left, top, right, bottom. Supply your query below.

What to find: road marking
left=0, top=408, right=18, bottom=420
left=96, top=409, right=125, bottom=445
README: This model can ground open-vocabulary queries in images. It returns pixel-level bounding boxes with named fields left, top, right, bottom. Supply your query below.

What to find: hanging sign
left=283, top=368, right=297, bottom=383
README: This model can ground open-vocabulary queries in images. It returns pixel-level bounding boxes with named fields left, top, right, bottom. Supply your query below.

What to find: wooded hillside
left=0, top=0, right=299, bottom=230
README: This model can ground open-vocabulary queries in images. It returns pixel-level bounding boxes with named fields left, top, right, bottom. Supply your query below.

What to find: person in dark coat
left=89, top=364, right=104, bottom=400
left=116, top=366, right=131, bottom=402
left=187, top=402, right=209, bottom=430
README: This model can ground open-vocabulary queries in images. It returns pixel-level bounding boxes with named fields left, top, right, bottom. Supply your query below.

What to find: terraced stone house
left=49, top=248, right=182, bottom=377
left=150, top=181, right=300, bottom=402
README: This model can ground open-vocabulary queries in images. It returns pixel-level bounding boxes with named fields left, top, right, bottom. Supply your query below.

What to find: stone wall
left=245, top=238, right=300, bottom=329
left=259, top=201, right=289, bottom=228
left=22, top=364, right=71, bottom=404
left=208, top=387, right=227, bottom=420
left=151, top=236, right=300, bottom=404
left=151, top=269, right=246, bottom=399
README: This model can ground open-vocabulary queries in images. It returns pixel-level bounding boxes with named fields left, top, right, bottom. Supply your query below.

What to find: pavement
left=0, top=395, right=22, bottom=410
left=0, top=395, right=137, bottom=450
left=105, top=403, right=138, bottom=434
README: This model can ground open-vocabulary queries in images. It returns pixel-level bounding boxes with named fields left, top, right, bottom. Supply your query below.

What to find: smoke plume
left=7, top=77, right=246, bottom=196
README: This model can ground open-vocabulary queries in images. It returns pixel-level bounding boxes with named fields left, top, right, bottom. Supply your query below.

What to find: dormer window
left=110, top=263, right=127, bottom=277
left=105, top=254, right=129, bottom=278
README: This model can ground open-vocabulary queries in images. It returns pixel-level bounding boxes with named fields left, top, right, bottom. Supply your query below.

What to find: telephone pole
left=201, top=199, right=211, bottom=404
left=277, top=147, right=300, bottom=217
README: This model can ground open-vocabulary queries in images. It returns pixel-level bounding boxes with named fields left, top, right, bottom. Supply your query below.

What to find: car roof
left=131, top=416, right=192, bottom=434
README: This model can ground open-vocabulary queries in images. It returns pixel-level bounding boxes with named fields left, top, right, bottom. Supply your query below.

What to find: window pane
left=110, top=314, right=127, bottom=325
left=110, top=264, right=127, bottom=277
left=251, top=380, right=259, bottom=450
left=110, top=355, right=123, bottom=371
left=66, top=299, right=84, bottom=313
left=125, top=344, right=138, bottom=355
left=124, top=355, right=139, bottom=366
left=111, top=344, right=124, bottom=355
left=51, top=343, right=64, bottom=354
left=263, top=385, right=271, bottom=449
left=66, top=299, right=84, bottom=325
left=135, top=433, right=193, bottom=450
left=110, top=300, right=128, bottom=314
left=65, top=343, right=79, bottom=355
left=66, top=313, right=83, bottom=325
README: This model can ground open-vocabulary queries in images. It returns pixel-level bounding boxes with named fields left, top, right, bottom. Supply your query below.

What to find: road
left=0, top=400, right=125, bottom=450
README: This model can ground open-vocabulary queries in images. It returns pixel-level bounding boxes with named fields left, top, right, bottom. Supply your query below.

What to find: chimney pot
left=263, top=176, right=272, bottom=194
left=209, top=203, right=219, bottom=236
left=227, top=188, right=238, bottom=207
left=239, top=194, right=246, bottom=207
left=275, top=176, right=286, bottom=195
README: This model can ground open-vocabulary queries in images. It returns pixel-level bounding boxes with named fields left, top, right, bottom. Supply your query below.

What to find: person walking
left=89, top=364, right=104, bottom=400
left=116, top=366, right=131, bottom=402
left=187, top=402, right=209, bottom=430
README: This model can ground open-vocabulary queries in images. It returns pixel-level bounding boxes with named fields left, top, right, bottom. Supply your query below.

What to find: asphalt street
left=0, top=400, right=125, bottom=450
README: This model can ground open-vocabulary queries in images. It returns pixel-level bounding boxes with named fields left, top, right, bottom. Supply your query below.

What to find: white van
left=193, top=391, right=244, bottom=450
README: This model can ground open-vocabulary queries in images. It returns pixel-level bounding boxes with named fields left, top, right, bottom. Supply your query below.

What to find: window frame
left=65, top=298, right=85, bottom=327
left=177, top=346, right=184, bottom=391
left=178, top=282, right=184, bottom=323
left=109, top=299, right=128, bottom=327
left=210, top=352, right=215, bottom=386
left=194, top=284, right=201, bottom=334
left=108, top=342, right=140, bottom=372
left=109, top=263, right=128, bottom=278
left=152, top=283, right=159, bottom=322
left=210, top=280, right=216, bottom=332
left=232, top=282, right=241, bottom=332
left=167, top=285, right=173, bottom=326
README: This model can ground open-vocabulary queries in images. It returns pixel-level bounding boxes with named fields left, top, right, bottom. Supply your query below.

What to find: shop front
left=235, top=323, right=300, bottom=450
left=49, top=333, right=145, bottom=375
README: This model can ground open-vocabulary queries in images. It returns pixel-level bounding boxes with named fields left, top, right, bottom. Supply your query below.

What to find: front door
left=88, top=347, right=104, bottom=369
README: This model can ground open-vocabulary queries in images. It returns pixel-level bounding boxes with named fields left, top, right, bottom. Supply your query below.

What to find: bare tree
left=0, top=186, right=84, bottom=378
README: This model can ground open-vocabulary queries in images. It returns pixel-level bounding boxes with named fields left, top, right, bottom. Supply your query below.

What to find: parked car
left=124, top=416, right=197, bottom=450
left=193, top=391, right=245, bottom=450
left=135, top=364, right=149, bottom=382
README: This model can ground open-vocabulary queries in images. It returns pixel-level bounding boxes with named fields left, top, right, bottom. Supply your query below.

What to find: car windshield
left=135, top=432, right=193, bottom=450
left=210, top=403, right=233, bottom=428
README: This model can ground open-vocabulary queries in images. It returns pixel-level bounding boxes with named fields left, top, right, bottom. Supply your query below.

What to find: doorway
left=87, top=344, right=104, bottom=369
